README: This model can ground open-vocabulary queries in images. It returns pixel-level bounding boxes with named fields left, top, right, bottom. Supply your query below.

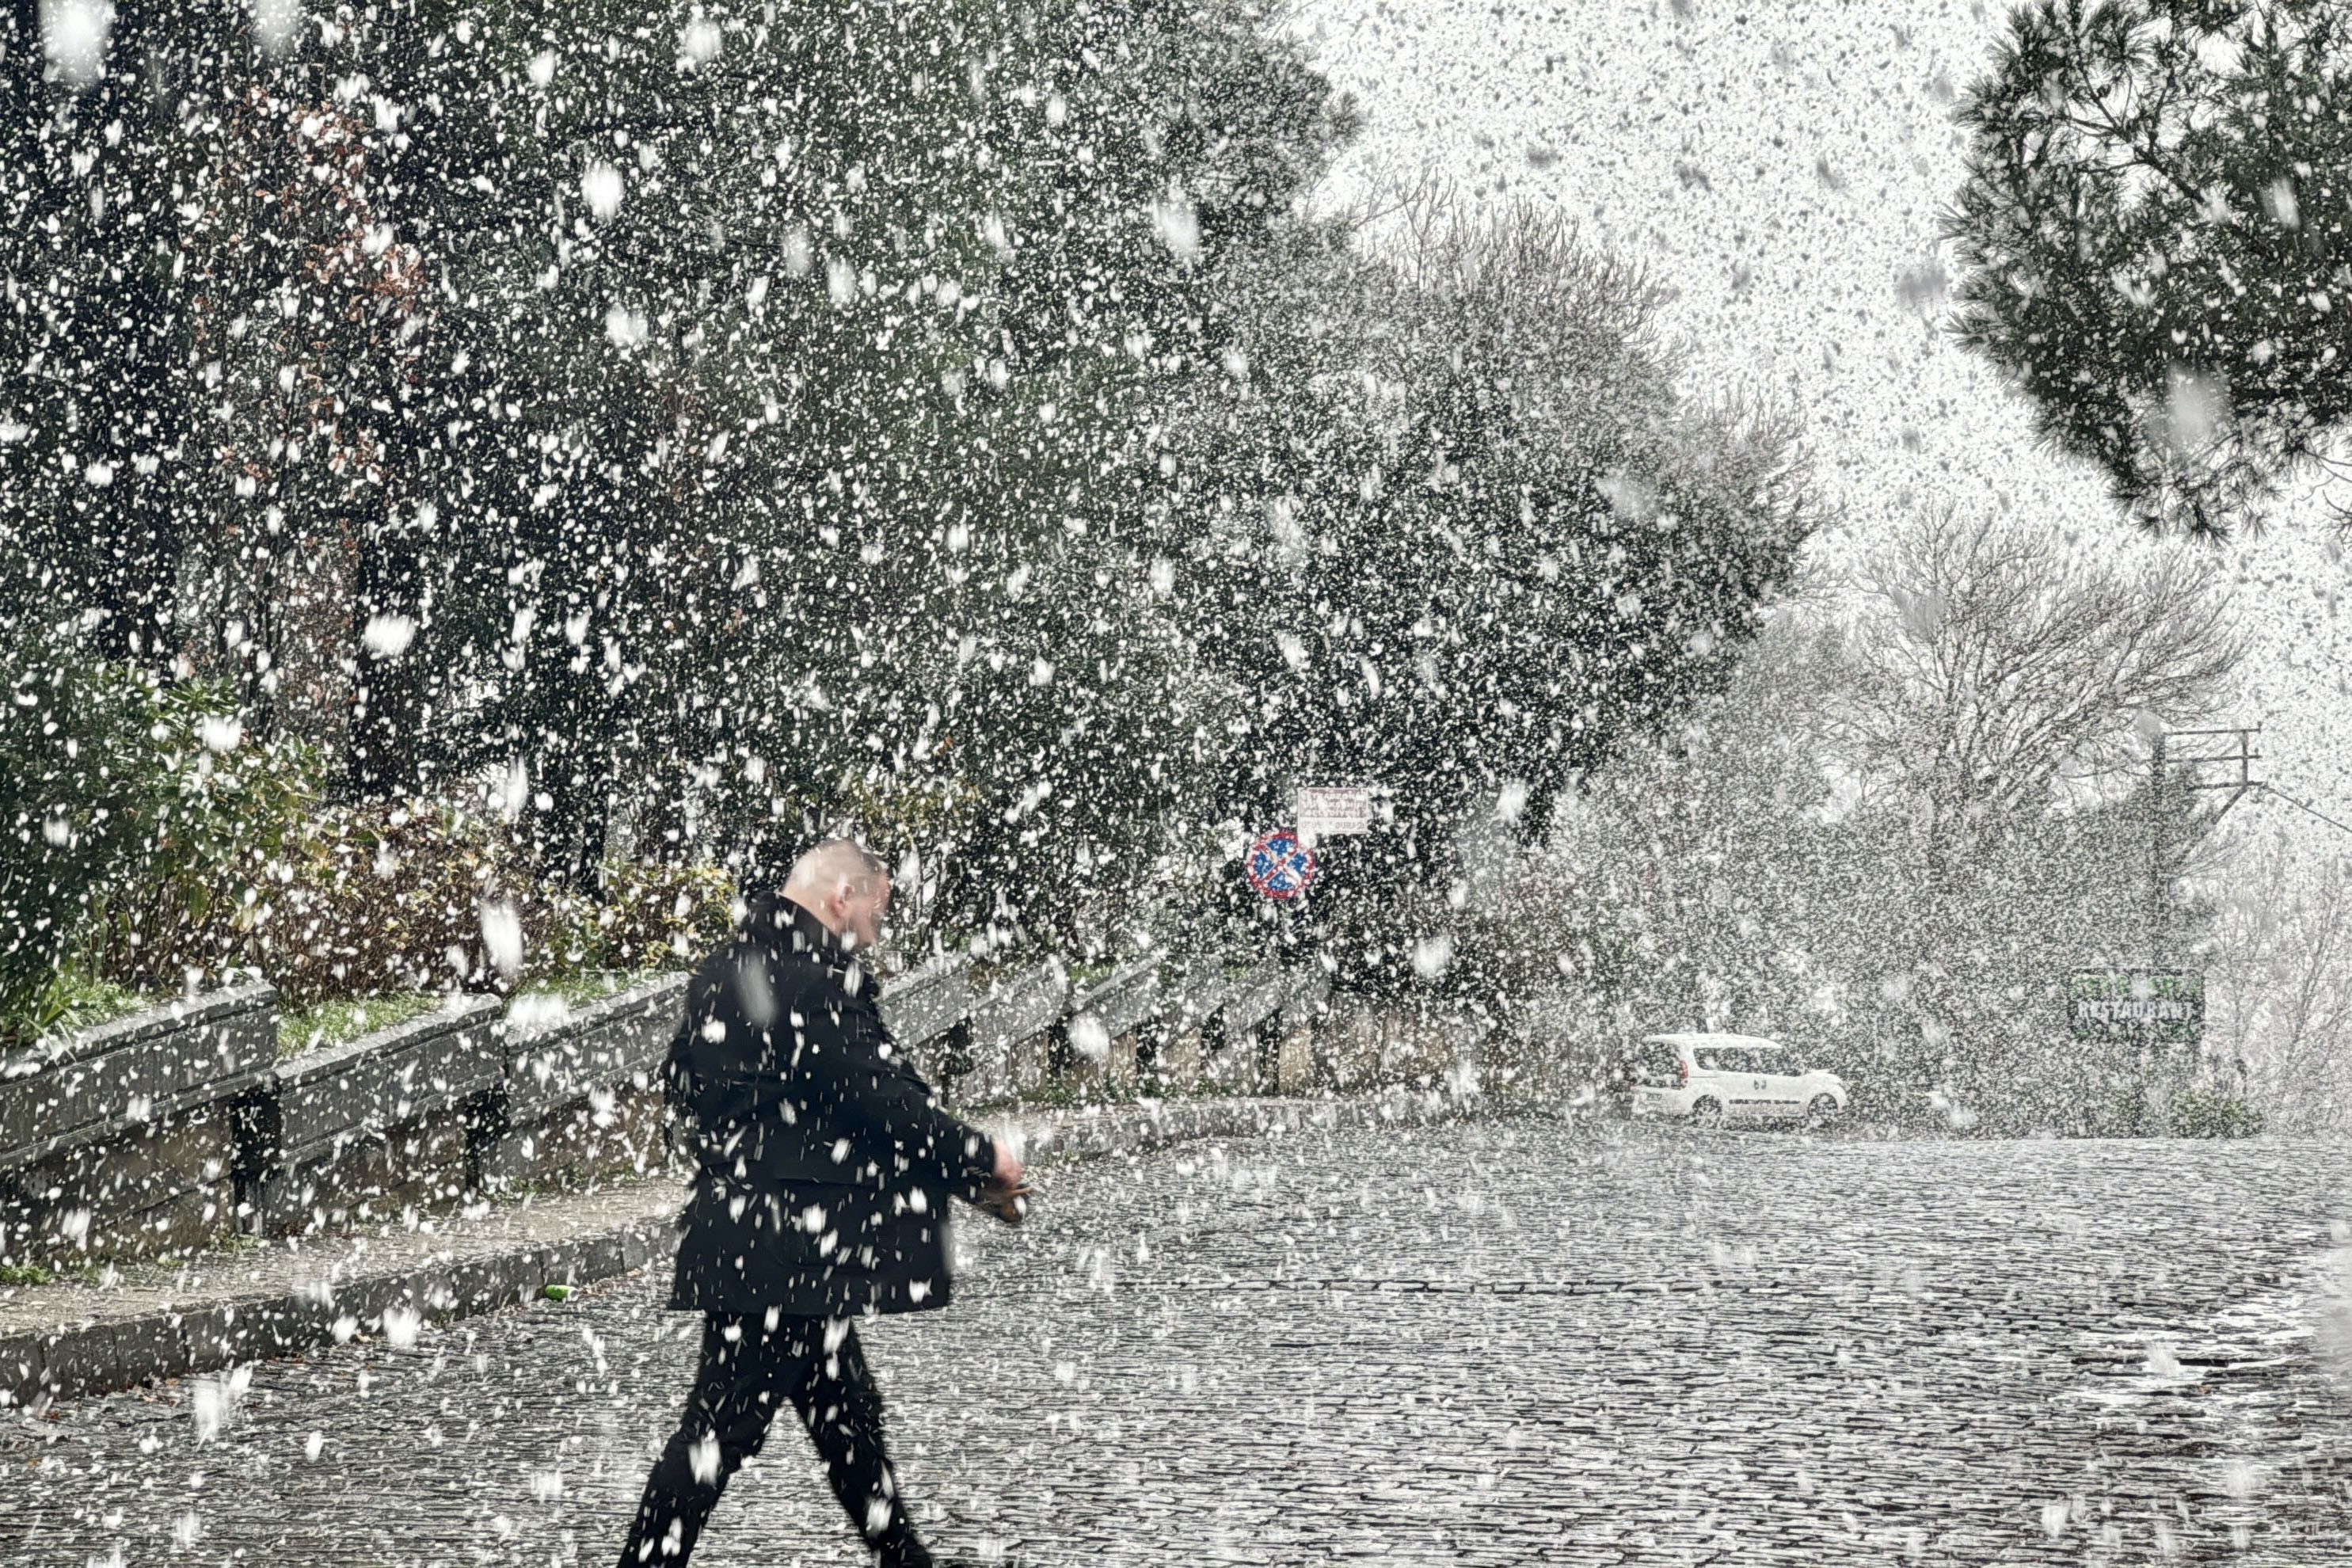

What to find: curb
left=1, top=1217, right=678, bottom=1411
left=1, top=1089, right=1491, bottom=1410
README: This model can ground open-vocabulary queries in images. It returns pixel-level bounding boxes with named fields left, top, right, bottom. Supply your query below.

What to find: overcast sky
left=1298, top=0, right=2351, bottom=861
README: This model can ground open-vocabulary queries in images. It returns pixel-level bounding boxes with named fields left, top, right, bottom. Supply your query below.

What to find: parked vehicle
left=1623, top=1032, right=1848, bottom=1128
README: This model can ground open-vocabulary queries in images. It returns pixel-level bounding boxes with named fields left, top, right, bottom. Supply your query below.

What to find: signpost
left=1244, top=828, right=1316, bottom=901
left=1295, top=786, right=1376, bottom=839
left=2066, top=969, right=2205, bottom=1046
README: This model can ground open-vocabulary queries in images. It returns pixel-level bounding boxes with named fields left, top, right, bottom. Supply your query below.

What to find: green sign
left=2067, top=970, right=2204, bottom=1045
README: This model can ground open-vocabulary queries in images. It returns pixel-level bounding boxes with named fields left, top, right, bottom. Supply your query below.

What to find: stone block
left=878, top=961, right=972, bottom=1052
left=972, top=961, right=1068, bottom=1049
left=1064, top=960, right=1161, bottom=1098
left=967, top=963, right=1066, bottom=1105
left=1282, top=965, right=1332, bottom=1031
left=1071, top=1029, right=1140, bottom=1098
left=474, top=1081, right=670, bottom=1193
left=1276, top=1025, right=1316, bottom=1095
left=1198, top=1008, right=1272, bottom=1094
left=1220, top=960, right=1286, bottom=1037
left=993, top=1028, right=1054, bottom=1104
left=250, top=1115, right=474, bottom=1236
left=255, top=995, right=504, bottom=1170
left=502, top=976, right=684, bottom=1125
left=0, top=1099, right=240, bottom=1267
left=237, top=999, right=509, bottom=1236
left=481, top=977, right=686, bottom=1193
left=0, top=984, right=276, bottom=1170
left=1070, top=958, right=1160, bottom=1040
left=1157, top=957, right=1230, bottom=1035
left=1155, top=1026, right=1205, bottom=1093
left=1321, top=999, right=1383, bottom=1091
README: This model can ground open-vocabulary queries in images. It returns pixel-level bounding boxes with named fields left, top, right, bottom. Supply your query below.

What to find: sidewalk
left=0, top=1087, right=1487, bottom=1409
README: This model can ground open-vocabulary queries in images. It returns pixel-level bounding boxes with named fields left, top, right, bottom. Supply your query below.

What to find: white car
left=1623, top=1032, right=1848, bottom=1128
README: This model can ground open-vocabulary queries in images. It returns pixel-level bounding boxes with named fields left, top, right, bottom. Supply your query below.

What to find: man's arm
left=809, top=992, right=1000, bottom=1196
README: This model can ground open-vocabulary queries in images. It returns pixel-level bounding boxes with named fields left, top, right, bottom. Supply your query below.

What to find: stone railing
left=965, top=960, right=1069, bottom=1104
left=1152, top=957, right=1228, bottom=1090
left=0, top=944, right=1446, bottom=1262
left=1318, top=988, right=1479, bottom=1093
left=896, top=950, right=1337, bottom=1107
left=239, top=995, right=505, bottom=1235
left=879, top=959, right=976, bottom=1088
left=0, top=984, right=277, bottom=1266
left=1063, top=957, right=1162, bottom=1093
left=477, top=975, right=689, bottom=1192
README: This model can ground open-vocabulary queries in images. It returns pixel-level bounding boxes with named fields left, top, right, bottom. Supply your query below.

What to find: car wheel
left=1805, top=1094, right=1840, bottom=1131
left=1690, top=1097, right=1725, bottom=1129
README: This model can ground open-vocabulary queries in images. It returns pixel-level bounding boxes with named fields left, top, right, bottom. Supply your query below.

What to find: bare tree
left=1524, top=518, right=2251, bottom=1131
left=1835, top=510, right=2243, bottom=879
left=2208, top=836, right=2352, bottom=1136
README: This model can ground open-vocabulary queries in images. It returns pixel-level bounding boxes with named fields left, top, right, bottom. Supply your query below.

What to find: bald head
left=781, top=838, right=892, bottom=949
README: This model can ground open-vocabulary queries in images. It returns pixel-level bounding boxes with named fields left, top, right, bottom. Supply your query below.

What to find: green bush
left=203, top=797, right=729, bottom=1007
left=89, top=681, right=322, bottom=995
left=3, top=623, right=736, bottom=1040
left=543, top=859, right=736, bottom=979
left=29, top=969, right=148, bottom=1039
left=268, top=798, right=546, bottom=1005
left=100, top=755, right=731, bottom=1010
left=2167, top=1088, right=2265, bottom=1140
left=0, top=622, right=158, bottom=1044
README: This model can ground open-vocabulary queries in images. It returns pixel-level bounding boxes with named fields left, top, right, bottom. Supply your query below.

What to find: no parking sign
left=1244, top=828, right=1315, bottom=900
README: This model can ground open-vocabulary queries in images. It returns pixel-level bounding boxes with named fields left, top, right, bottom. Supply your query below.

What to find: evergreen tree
left=1167, top=204, right=1817, bottom=991
left=1949, top=0, right=2352, bottom=535
left=3, top=0, right=1357, bottom=954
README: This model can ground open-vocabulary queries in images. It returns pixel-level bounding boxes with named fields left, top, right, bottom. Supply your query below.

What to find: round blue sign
left=1246, top=828, right=1316, bottom=900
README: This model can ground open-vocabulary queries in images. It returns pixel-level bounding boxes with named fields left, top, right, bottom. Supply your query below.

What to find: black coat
left=662, top=893, right=996, bottom=1318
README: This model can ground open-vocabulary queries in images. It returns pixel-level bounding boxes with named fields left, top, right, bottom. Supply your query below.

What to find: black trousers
left=618, top=1312, right=929, bottom=1566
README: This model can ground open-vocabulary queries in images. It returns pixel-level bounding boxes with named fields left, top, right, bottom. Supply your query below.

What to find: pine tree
left=1948, top=0, right=2352, bottom=535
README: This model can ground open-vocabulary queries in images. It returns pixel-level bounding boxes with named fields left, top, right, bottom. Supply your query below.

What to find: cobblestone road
left=6, top=1121, right=2352, bottom=1566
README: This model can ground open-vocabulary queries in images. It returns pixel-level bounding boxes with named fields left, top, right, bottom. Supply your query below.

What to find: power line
left=2165, top=723, right=2352, bottom=842
left=2259, top=782, right=2352, bottom=843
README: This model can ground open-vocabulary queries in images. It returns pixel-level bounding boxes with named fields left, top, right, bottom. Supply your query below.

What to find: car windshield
left=1630, top=1041, right=1681, bottom=1087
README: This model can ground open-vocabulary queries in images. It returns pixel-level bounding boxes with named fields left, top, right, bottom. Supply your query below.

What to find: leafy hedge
left=1, top=621, right=158, bottom=1041
left=4, top=635, right=737, bottom=1043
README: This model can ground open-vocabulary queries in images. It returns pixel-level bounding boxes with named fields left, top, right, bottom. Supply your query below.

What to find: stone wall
left=1316, top=993, right=1475, bottom=1093
left=1218, top=960, right=1291, bottom=1094
left=965, top=961, right=1068, bottom=1106
left=879, top=961, right=976, bottom=1091
left=1065, top=959, right=1159, bottom=1096
left=0, top=985, right=276, bottom=1266
left=240, top=996, right=506, bottom=1235
left=1153, top=958, right=1227, bottom=1094
left=477, top=976, right=688, bottom=1194
left=903, top=952, right=1352, bottom=1109
left=0, top=949, right=1471, bottom=1263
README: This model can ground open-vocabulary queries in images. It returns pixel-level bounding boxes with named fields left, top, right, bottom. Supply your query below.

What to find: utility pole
left=2155, top=725, right=2264, bottom=1102
left=2151, top=725, right=2264, bottom=963
left=2148, top=729, right=2167, bottom=969
left=2167, top=724, right=2264, bottom=818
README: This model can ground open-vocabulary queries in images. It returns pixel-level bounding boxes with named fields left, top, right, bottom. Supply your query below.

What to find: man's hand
left=975, top=1140, right=1032, bottom=1226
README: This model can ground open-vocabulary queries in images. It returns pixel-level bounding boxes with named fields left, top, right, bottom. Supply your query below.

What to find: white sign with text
left=1296, top=785, right=1376, bottom=837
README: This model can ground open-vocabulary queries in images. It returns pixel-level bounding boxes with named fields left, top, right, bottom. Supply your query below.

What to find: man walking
left=619, top=839, right=1026, bottom=1567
